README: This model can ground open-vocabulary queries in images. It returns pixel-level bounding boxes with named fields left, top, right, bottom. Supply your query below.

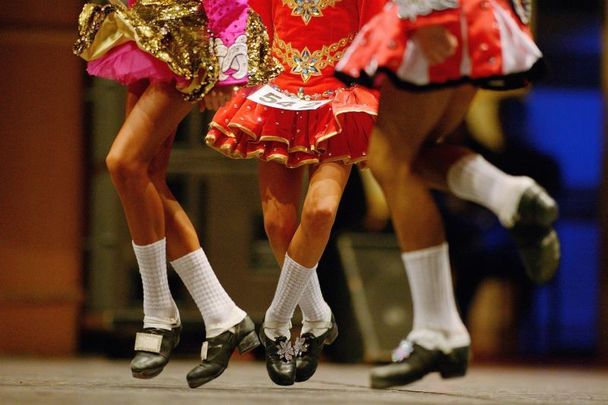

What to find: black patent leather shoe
left=370, top=343, right=469, bottom=389
left=259, top=324, right=296, bottom=386
left=510, top=183, right=561, bottom=284
left=187, top=315, right=260, bottom=388
left=130, top=324, right=182, bottom=379
left=294, top=315, right=338, bottom=382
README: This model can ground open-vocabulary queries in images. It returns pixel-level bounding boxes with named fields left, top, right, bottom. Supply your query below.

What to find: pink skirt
left=86, top=42, right=181, bottom=86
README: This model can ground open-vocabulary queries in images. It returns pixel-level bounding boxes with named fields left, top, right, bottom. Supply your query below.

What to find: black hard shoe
left=294, top=315, right=338, bottom=383
left=510, top=183, right=561, bottom=284
left=259, top=324, right=296, bottom=386
left=131, top=323, right=182, bottom=379
left=187, top=315, right=260, bottom=388
left=370, top=342, right=469, bottom=389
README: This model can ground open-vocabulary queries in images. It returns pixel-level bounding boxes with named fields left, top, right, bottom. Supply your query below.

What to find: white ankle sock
left=402, top=243, right=469, bottom=349
left=298, top=270, right=332, bottom=337
left=447, top=155, right=534, bottom=227
left=132, top=238, right=178, bottom=330
left=265, top=254, right=316, bottom=340
left=171, top=248, right=246, bottom=338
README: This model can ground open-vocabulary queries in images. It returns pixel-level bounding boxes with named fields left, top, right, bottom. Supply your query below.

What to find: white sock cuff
left=170, top=247, right=205, bottom=271
left=402, top=243, right=448, bottom=262
left=132, top=237, right=166, bottom=252
left=205, top=307, right=247, bottom=338
left=285, top=253, right=318, bottom=272
left=446, top=155, right=480, bottom=193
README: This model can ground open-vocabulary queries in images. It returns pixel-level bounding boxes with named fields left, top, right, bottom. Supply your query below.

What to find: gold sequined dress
left=205, top=0, right=386, bottom=168
left=73, top=0, right=280, bottom=101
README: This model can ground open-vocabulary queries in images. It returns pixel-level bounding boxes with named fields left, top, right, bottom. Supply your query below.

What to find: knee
left=105, top=151, right=147, bottom=188
left=367, top=149, right=416, bottom=189
left=301, top=199, right=338, bottom=235
left=264, top=212, right=298, bottom=249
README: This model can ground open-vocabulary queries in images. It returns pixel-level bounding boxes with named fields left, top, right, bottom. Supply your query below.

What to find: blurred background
left=0, top=0, right=606, bottom=366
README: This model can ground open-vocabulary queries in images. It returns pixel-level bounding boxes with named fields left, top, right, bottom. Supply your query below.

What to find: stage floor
left=1, top=358, right=606, bottom=404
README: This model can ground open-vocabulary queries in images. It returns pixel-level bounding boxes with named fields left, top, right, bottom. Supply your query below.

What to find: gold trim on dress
left=281, top=0, right=343, bottom=24
left=273, top=33, right=354, bottom=83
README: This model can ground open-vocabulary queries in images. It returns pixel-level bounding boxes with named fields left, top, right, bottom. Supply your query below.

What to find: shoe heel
left=439, top=347, right=469, bottom=379
left=324, top=323, right=339, bottom=345
left=237, top=330, right=260, bottom=354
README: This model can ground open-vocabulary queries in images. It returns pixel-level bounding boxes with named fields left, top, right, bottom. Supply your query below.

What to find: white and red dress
left=206, top=0, right=385, bottom=168
left=335, top=0, right=545, bottom=91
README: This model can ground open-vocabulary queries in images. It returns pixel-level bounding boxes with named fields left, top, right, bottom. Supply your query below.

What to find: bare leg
left=106, top=81, right=192, bottom=244
left=368, top=81, right=458, bottom=251
left=287, top=162, right=351, bottom=266
left=258, top=161, right=304, bottom=266
left=261, top=161, right=350, bottom=385
left=368, top=82, right=475, bottom=389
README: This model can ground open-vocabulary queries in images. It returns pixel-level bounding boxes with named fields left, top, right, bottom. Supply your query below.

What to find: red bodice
left=250, top=0, right=385, bottom=94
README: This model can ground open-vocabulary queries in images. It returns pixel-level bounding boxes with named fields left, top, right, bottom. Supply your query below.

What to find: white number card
left=247, top=85, right=331, bottom=111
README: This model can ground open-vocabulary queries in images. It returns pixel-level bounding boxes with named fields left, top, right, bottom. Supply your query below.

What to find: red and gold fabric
left=206, top=0, right=386, bottom=168
left=335, top=0, right=544, bottom=91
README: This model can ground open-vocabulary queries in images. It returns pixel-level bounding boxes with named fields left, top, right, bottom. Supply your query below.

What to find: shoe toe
left=517, top=184, right=558, bottom=227
left=512, top=224, right=561, bottom=284
left=187, top=362, right=226, bottom=388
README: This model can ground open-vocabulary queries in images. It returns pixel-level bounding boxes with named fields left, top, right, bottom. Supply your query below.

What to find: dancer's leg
left=264, top=162, right=350, bottom=337
left=258, top=161, right=332, bottom=333
left=258, top=161, right=304, bottom=264
left=106, top=81, right=192, bottom=244
left=107, top=81, right=191, bottom=330
left=260, top=162, right=350, bottom=386
left=368, top=81, right=471, bottom=342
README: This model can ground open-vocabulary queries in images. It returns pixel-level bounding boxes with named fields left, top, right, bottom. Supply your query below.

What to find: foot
left=259, top=323, right=296, bottom=386
left=186, top=315, right=260, bottom=388
left=509, top=183, right=561, bottom=284
left=370, top=339, right=469, bottom=389
left=294, top=314, right=338, bottom=382
left=131, top=323, right=182, bottom=379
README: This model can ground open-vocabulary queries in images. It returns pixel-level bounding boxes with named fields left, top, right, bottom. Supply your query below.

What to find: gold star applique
left=283, top=0, right=340, bottom=25
left=291, top=48, right=321, bottom=82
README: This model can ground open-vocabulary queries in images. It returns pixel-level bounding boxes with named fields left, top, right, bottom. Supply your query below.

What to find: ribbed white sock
left=171, top=248, right=246, bottom=338
left=265, top=254, right=316, bottom=340
left=447, top=155, right=534, bottom=227
left=402, top=243, right=469, bottom=350
left=132, top=238, right=178, bottom=330
left=298, top=270, right=332, bottom=337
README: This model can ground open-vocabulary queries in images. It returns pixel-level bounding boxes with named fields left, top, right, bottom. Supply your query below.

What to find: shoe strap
left=200, top=341, right=209, bottom=361
left=134, top=332, right=163, bottom=353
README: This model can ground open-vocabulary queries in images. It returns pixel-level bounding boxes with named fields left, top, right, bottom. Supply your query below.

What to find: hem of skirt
left=335, top=58, right=547, bottom=92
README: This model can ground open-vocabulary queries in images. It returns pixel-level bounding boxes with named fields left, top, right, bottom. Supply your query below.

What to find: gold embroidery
left=281, top=0, right=342, bottom=24
left=273, top=33, right=354, bottom=82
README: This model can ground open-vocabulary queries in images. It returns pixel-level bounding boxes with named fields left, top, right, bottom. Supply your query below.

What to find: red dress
left=335, top=0, right=545, bottom=91
left=206, top=0, right=385, bottom=168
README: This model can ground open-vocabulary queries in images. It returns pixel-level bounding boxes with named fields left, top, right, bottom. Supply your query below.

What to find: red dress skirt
left=206, top=84, right=378, bottom=168
left=335, top=0, right=545, bottom=91
left=205, top=0, right=383, bottom=168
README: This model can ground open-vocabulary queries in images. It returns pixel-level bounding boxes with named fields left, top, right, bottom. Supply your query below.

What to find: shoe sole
left=132, top=367, right=164, bottom=379
left=370, top=346, right=469, bottom=389
left=187, top=367, right=227, bottom=388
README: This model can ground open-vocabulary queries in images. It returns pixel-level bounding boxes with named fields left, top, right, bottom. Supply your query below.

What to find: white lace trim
left=215, top=34, right=248, bottom=81
left=393, top=0, right=459, bottom=21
